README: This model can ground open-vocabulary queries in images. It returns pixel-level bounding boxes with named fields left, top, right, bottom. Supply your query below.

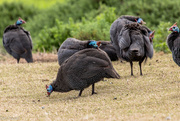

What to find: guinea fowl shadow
left=46, top=84, right=110, bottom=101
left=47, top=93, right=95, bottom=101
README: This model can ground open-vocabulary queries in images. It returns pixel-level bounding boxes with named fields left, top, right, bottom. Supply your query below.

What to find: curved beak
left=141, top=21, right=146, bottom=25
left=22, top=20, right=26, bottom=24
left=169, top=27, right=173, bottom=31
left=169, top=22, right=177, bottom=31
left=149, top=31, right=155, bottom=42
left=150, top=31, right=155, bottom=36
left=47, top=92, right=51, bottom=97
left=46, top=85, right=51, bottom=97
left=18, top=17, right=26, bottom=24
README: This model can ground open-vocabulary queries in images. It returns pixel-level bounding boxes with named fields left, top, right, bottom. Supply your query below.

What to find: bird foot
left=92, top=92, right=97, bottom=95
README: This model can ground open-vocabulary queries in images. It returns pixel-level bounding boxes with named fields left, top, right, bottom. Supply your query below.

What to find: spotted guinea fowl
left=112, top=23, right=154, bottom=76
left=46, top=48, right=120, bottom=97
left=167, top=22, right=180, bottom=66
left=98, top=41, right=118, bottom=61
left=110, top=15, right=146, bottom=44
left=58, top=38, right=100, bottom=65
left=3, top=17, right=33, bottom=63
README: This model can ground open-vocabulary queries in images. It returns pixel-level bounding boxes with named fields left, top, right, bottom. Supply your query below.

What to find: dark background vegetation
left=1, top=0, right=180, bottom=52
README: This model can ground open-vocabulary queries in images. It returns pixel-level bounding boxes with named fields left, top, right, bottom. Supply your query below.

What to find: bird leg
left=139, top=61, right=143, bottom=76
left=130, top=62, right=133, bottom=76
left=78, top=89, right=84, bottom=97
left=17, top=58, right=20, bottom=63
left=92, top=84, right=97, bottom=95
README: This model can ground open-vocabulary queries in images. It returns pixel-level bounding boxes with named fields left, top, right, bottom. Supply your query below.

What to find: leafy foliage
left=153, top=22, right=172, bottom=53
left=98, top=0, right=180, bottom=27
left=35, top=19, right=75, bottom=52
left=25, top=0, right=100, bottom=38
left=32, top=0, right=180, bottom=52
left=72, top=6, right=116, bottom=40
left=35, top=6, right=116, bottom=51
left=0, top=2, right=38, bottom=36
left=1, top=0, right=180, bottom=53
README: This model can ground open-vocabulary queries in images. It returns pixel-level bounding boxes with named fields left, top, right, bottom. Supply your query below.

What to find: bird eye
left=173, top=26, right=175, bottom=29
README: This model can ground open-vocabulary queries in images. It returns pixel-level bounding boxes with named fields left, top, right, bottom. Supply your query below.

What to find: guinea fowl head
left=46, top=85, right=53, bottom=97
left=149, top=31, right=155, bottom=42
left=87, top=40, right=101, bottom=49
left=169, top=22, right=179, bottom=33
left=16, top=17, right=26, bottom=25
left=135, top=18, right=146, bottom=25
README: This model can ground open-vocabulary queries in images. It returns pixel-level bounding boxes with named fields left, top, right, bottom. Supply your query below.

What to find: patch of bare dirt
left=0, top=52, right=58, bottom=64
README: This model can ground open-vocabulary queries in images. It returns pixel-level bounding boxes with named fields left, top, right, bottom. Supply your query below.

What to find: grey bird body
left=58, top=38, right=87, bottom=65
left=111, top=23, right=153, bottom=75
left=3, top=25, right=33, bottom=63
left=58, top=38, right=118, bottom=66
left=167, top=32, right=180, bottom=66
left=110, top=15, right=141, bottom=44
left=98, top=41, right=118, bottom=61
left=50, top=48, right=120, bottom=96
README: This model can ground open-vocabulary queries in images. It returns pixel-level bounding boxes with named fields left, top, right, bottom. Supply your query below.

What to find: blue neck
left=137, top=18, right=142, bottom=24
left=176, top=28, right=179, bottom=33
left=16, top=20, right=22, bottom=26
left=174, top=27, right=179, bottom=33
left=47, top=85, right=53, bottom=93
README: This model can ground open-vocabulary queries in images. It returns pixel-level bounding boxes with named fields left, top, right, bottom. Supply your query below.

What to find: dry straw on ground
left=0, top=52, right=179, bottom=121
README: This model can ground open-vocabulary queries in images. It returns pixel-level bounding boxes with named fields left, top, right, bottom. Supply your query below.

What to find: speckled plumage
left=3, top=24, right=33, bottom=63
left=58, top=38, right=98, bottom=65
left=98, top=41, right=118, bottom=61
left=112, top=23, right=153, bottom=75
left=167, top=32, right=180, bottom=66
left=50, top=48, right=120, bottom=96
left=58, top=38, right=117, bottom=66
left=110, top=15, right=141, bottom=43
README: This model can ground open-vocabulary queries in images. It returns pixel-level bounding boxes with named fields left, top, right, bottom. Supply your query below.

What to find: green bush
left=153, top=21, right=172, bottom=53
left=0, top=2, right=38, bottom=37
left=0, top=2, right=38, bottom=52
left=26, top=0, right=100, bottom=38
left=71, top=17, right=110, bottom=40
left=98, top=0, right=180, bottom=27
left=2, top=0, right=180, bottom=53
left=35, top=19, right=77, bottom=52
left=35, top=6, right=116, bottom=51
left=72, top=6, right=116, bottom=40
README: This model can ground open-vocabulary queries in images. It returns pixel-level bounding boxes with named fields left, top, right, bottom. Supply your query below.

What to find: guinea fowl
left=98, top=41, right=118, bottom=61
left=46, top=48, right=120, bottom=97
left=58, top=38, right=101, bottom=66
left=112, top=23, right=154, bottom=76
left=167, top=22, right=180, bottom=66
left=110, top=15, right=146, bottom=44
left=3, top=17, right=33, bottom=63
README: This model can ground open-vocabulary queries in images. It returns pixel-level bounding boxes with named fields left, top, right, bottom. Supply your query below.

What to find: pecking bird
left=3, top=17, right=33, bottom=63
left=46, top=48, right=120, bottom=97
left=112, top=23, right=154, bottom=76
left=57, top=38, right=100, bottom=66
left=167, top=22, right=180, bottom=66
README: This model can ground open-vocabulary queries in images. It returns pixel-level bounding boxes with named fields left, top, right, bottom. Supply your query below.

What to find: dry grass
left=0, top=52, right=179, bottom=121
